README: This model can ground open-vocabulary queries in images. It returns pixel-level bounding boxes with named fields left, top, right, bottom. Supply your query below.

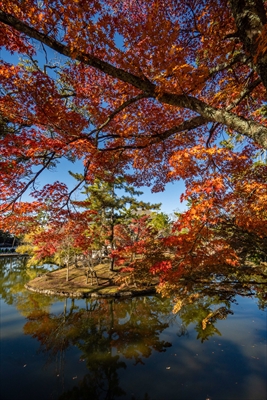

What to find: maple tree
left=113, top=213, right=173, bottom=287
left=1, top=0, right=267, bottom=294
left=16, top=208, right=97, bottom=282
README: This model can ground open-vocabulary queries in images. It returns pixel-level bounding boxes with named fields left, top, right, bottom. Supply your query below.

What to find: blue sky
left=1, top=45, right=187, bottom=216
left=137, top=181, right=186, bottom=214
left=30, top=157, right=187, bottom=215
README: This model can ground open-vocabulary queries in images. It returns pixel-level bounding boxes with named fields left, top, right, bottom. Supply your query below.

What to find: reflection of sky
left=1, top=289, right=266, bottom=400
left=119, top=297, right=266, bottom=400
left=0, top=299, right=25, bottom=339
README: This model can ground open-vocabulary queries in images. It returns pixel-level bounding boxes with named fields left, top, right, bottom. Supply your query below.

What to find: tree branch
left=208, top=53, right=249, bottom=78
left=226, top=77, right=262, bottom=111
left=1, top=10, right=267, bottom=148
left=229, top=0, right=267, bottom=89
left=1, top=152, right=56, bottom=211
left=90, top=93, right=149, bottom=146
left=100, top=116, right=207, bottom=151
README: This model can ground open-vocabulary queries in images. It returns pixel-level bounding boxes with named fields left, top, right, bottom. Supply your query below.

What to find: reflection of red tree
left=23, top=297, right=173, bottom=365
left=109, top=298, right=172, bottom=365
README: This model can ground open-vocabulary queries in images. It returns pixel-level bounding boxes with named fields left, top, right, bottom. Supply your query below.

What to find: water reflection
left=24, top=296, right=175, bottom=398
left=0, top=256, right=57, bottom=308
left=0, top=257, right=266, bottom=400
left=171, top=263, right=267, bottom=313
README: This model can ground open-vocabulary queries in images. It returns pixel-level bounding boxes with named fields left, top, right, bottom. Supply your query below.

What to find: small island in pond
left=25, top=262, right=158, bottom=299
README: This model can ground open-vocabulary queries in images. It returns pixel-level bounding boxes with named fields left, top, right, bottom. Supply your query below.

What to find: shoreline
left=24, top=263, right=157, bottom=299
left=0, top=253, right=28, bottom=257
left=24, top=282, right=156, bottom=298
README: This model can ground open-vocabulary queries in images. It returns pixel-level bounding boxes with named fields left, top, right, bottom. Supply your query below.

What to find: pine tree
left=72, top=173, right=161, bottom=271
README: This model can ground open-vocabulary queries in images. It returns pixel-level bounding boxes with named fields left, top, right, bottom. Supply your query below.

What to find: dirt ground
left=25, top=262, right=157, bottom=298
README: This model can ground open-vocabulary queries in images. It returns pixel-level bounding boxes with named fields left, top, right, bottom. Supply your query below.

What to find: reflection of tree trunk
left=63, top=299, right=67, bottom=322
left=129, top=298, right=134, bottom=317
left=70, top=298, right=75, bottom=314
left=54, top=299, right=68, bottom=390
left=110, top=197, right=115, bottom=272
left=108, top=300, right=114, bottom=359
left=109, top=300, right=114, bottom=330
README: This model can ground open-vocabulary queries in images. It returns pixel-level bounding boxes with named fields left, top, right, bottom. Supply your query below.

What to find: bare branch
left=1, top=152, right=56, bottom=211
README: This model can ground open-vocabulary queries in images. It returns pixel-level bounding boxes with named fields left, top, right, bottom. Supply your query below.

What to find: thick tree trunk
left=229, top=0, right=267, bottom=90
left=0, top=5, right=267, bottom=147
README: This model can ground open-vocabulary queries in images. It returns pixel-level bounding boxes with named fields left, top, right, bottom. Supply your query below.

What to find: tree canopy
left=0, top=0, right=267, bottom=290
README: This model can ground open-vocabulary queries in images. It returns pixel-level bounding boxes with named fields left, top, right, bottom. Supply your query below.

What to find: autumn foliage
left=1, top=0, right=267, bottom=292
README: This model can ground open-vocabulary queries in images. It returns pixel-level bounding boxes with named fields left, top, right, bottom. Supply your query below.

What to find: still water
left=0, top=257, right=266, bottom=400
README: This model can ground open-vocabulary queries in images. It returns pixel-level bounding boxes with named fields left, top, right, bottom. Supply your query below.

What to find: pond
left=0, top=257, right=266, bottom=400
